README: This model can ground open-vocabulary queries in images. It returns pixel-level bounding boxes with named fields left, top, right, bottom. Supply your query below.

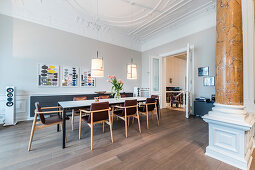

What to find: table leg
left=57, top=103, right=60, bottom=132
left=62, top=108, right=66, bottom=149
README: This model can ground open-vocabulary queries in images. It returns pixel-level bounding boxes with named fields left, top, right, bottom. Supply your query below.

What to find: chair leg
left=112, top=113, right=114, bottom=125
left=128, top=117, right=130, bottom=127
left=151, top=111, right=153, bottom=120
left=111, top=108, right=114, bottom=123
left=132, top=116, right=135, bottom=124
left=156, top=112, right=160, bottom=126
left=79, top=112, right=82, bottom=140
left=156, top=107, right=159, bottom=126
left=28, top=114, right=37, bottom=151
left=125, top=114, right=128, bottom=138
left=137, top=113, right=141, bottom=133
left=108, top=111, right=114, bottom=143
left=102, top=122, right=105, bottom=133
left=71, top=112, right=74, bottom=131
left=146, top=111, right=149, bottom=129
left=91, top=123, right=93, bottom=150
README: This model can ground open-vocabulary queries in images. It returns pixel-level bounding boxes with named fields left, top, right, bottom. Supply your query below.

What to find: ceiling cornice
left=0, top=0, right=216, bottom=52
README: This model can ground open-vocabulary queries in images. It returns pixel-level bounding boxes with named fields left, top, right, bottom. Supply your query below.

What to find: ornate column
left=215, top=0, right=243, bottom=106
left=203, top=0, right=255, bottom=169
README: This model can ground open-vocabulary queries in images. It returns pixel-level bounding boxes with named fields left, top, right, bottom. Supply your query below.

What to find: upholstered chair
left=79, top=102, right=113, bottom=150
left=113, top=99, right=141, bottom=138
left=71, top=96, right=88, bottom=130
left=28, top=102, right=67, bottom=151
left=138, top=98, right=159, bottom=129
left=99, top=95, right=110, bottom=99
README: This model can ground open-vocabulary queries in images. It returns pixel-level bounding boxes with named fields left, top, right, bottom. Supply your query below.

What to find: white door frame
left=150, top=45, right=195, bottom=117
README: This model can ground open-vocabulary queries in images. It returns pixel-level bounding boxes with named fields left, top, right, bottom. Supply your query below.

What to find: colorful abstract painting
left=80, top=68, right=96, bottom=87
left=38, top=64, right=59, bottom=87
left=61, top=66, right=79, bottom=87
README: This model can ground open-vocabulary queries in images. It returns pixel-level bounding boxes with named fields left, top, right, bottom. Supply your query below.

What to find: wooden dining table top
left=58, top=97, right=147, bottom=109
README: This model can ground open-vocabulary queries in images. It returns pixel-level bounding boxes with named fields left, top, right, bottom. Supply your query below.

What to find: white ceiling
left=0, top=0, right=216, bottom=51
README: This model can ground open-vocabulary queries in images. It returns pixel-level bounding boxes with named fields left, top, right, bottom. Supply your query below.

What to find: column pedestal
left=203, top=104, right=255, bottom=170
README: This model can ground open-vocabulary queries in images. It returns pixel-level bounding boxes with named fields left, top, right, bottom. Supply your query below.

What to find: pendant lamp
left=127, top=58, right=137, bottom=80
left=91, top=51, right=104, bottom=77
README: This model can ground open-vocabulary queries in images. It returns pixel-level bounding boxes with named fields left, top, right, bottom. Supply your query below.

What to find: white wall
left=165, top=57, right=186, bottom=90
left=142, top=27, right=216, bottom=99
left=0, top=14, right=142, bottom=122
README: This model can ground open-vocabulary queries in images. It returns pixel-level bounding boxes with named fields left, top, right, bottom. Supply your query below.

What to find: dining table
left=58, top=97, right=150, bottom=148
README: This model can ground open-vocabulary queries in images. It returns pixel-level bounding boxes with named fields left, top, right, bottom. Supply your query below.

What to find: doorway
left=150, top=44, right=194, bottom=118
left=163, top=53, right=187, bottom=112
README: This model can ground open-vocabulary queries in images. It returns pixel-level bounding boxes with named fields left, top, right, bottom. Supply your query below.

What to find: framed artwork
left=61, top=66, right=79, bottom=87
left=80, top=68, right=96, bottom=87
left=203, top=77, right=215, bottom=86
left=198, top=67, right=209, bottom=76
left=38, top=64, right=59, bottom=87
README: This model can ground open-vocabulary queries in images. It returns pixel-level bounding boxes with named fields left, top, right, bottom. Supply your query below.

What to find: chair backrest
left=88, top=102, right=109, bottom=122
left=171, top=96, right=179, bottom=101
left=73, top=96, right=87, bottom=101
left=151, top=95, right=159, bottom=99
left=124, top=99, right=137, bottom=115
left=35, top=102, right=46, bottom=124
left=146, top=98, right=156, bottom=111
left=151, top=95, right=159, bottom=107
left=99, top=95, right=110, bottom=99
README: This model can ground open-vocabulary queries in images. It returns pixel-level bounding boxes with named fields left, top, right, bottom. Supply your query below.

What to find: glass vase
left=114, top=90, right=121, bottom=100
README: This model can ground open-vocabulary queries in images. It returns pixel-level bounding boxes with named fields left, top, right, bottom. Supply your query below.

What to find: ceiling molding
left=141, top=7, right=216, bottom=52
left=139, top=1, right=215, bottom=40
left=0, top=0, right=216, bottom=52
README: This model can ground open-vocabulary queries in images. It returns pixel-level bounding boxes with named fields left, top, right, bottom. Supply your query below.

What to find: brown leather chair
left=28, top=102, right=66, bottom=151
left=151, top=95, right=161, bottom=117
left=139, top=98, right=159, bottom=129
left=171, top=96, right=180, bottom=108
left=113, top=99, right=141, bottom=138
left=79, top=102, right=113, bottom=150
left=71, top=96, right=88, bottom=130
left=99, top=95, right=110, bottom=99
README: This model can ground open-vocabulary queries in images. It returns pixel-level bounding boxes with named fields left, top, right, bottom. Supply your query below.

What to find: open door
left=186, top=44, right=193, bottom=118
left=150, top=56, right=162, bottom=107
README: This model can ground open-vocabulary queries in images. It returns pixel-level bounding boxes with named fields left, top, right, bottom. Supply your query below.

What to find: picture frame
left=198, top=67, right=209, bottom=76
left=80, top=68, right=96, bottom=87
left=203, top=76, right=215, bottom=86
left=38, top=64, right=59, bottom=87
left=61, top=66, right=79, bottom=87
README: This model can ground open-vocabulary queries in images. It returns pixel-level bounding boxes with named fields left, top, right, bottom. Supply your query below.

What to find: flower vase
left=114, top=90, right=121, bottom=100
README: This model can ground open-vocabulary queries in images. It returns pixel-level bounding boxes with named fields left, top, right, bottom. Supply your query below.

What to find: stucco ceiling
left=0, top=0, right=216, bottom=51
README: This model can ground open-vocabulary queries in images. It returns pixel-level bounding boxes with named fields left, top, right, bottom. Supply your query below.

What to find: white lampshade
left=127, top=64, right=137, bottom=79
left=91, top=58, right=104, bottom=77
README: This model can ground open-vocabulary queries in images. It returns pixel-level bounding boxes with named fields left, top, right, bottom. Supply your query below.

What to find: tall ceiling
left=0, top=0, right=216, bottom=51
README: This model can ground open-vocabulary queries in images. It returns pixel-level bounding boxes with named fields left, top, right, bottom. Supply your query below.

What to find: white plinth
left=203, top=103, right=255, bottom=170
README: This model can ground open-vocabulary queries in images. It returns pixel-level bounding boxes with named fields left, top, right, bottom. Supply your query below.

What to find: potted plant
left=107, top=75, right=124, bottom=100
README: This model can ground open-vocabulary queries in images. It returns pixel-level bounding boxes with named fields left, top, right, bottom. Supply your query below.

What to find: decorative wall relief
left=61, top=66, right=79, bottom=87
left=80, top=68, right=96, bottom=87
left=38, top=64, right=59, bottom=87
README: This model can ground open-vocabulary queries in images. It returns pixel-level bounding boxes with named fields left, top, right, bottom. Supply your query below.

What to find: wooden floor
left=0, top=109, right=253, bottom=170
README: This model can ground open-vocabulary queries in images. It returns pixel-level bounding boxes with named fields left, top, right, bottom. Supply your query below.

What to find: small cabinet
left=194, top=101, right=214, bottom=117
